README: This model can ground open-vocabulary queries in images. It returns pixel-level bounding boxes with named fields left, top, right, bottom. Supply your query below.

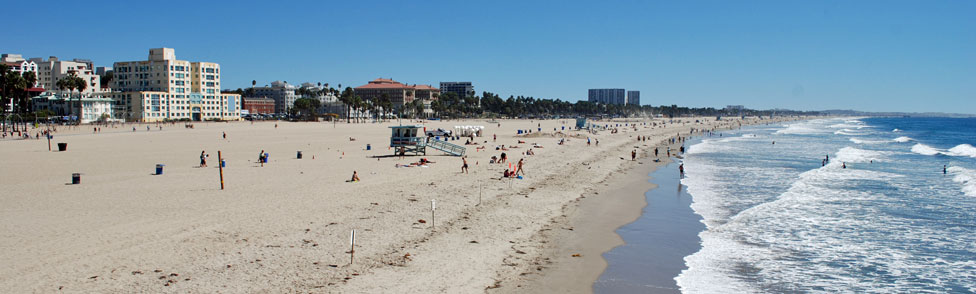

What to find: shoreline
left=594, top=161, right=704, bottom=293
left=509, top=150, right=669, bottom=293
left=512, top=118, right=804, bottom=294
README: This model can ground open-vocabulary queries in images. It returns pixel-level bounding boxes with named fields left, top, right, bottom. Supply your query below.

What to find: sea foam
left=893, top=136, right=913, bottom=143
left=911, top=143, right=942, bottom=156
left=835, top=146, right=890, bottom=163
left=948, top=167, right=976, bottom=197
left=911, top=143, right=976, bottom=158
left=946, top=144, right=976, bottom=158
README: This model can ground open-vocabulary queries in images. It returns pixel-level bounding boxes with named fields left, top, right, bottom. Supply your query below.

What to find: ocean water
left=676, top=117, right=976, bottom=293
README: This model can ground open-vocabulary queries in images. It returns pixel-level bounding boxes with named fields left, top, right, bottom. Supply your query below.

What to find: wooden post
left=478, top=181, right=482, bottom=206
left=349, top=229, right=356, bottom=264
left=47, top=134, right=51, bottom=151
left=218, top=151, right=225, bottom=190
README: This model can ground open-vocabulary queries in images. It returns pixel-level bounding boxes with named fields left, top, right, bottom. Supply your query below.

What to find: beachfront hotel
left=109, top=48, right=241, bottom=122
left=354, top=78, right=439, bottom=111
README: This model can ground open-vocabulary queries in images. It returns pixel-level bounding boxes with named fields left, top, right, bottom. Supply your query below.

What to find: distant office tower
left=439, top=82, right=475, bottom=99
left=627, top=91, right=640, bottom=106
left=588, top=89, right=626, bottom=105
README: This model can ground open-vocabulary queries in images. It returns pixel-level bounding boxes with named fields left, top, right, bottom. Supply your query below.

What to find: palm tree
left=18, top=71, right=37, bottom=113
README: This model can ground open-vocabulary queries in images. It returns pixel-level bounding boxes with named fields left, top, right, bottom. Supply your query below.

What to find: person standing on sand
left=655, top=148, right=659, bottom=157
left=493, top=134, right=496, bottom=142
left=259, top=150, right=266, bottom=167
left=222, top=132, right=227, bottom=139
left=200, top=151, right=208, bottom=167
left=461, top=157, right=469, bottom=174
left=632, top=149, right=637, bottom=161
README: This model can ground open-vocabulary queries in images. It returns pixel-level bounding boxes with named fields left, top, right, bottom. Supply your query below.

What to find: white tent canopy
left=453, top=125, right=485, bottom=137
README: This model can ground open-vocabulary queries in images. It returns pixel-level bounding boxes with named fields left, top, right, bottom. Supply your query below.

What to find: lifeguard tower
left=389, top=125, right=466, bottom=156
left=575, top=118, right=587, bottom=129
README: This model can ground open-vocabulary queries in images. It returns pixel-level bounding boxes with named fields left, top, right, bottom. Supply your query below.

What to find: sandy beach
left=0, top=116, right=797, bottom=293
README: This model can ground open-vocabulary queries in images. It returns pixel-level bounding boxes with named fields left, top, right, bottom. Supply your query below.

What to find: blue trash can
left=562, top=126, right=565, bottom=130
left=538, top=128, right=541, bottom=132
left=263, top=153, right=269, bottom=163
left=155, top=164, right=164, bottom=175
left=221, top=160, right=226, bottom=167
left=366, top=144, right=371, bottom=150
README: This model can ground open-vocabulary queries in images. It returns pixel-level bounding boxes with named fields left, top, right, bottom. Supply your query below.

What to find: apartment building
left=627, top=90, right=640, bottom=106
left=110, top=48, right=240, bottom=122
left=439, top=82, right=474, bottom=99
left=588, top=88, right=626, bottom=105
left=28, top=56, right=100, bottom=94
left=251, top=81, right=298, bottom=114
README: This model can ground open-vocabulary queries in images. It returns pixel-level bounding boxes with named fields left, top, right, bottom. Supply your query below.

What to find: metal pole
left=350, top=229, right=356, bottom=265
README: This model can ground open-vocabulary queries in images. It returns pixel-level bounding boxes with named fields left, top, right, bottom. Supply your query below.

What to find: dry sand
left=0, top=116, right=798, bottom=293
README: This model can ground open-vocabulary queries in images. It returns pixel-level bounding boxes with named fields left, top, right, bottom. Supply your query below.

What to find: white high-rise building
left=110, top=48, right=241, bottom=122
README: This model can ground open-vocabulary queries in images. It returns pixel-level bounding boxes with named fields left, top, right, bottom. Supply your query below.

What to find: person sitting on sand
left=503, top=169, right=512, bottom=178
left=350, top=171, right=360, bottom=182
left=526, top=149, right=535, bottom=156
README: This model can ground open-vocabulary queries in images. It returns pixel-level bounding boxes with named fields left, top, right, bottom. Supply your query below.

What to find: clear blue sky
left=3, top=0, right=974, bottom=113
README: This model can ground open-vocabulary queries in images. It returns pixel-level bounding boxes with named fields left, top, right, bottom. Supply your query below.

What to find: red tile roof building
left=354, top=78, right=439, bottom=109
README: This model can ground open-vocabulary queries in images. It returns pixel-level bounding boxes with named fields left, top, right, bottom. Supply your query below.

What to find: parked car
left=426, top=128, right=452, bottom=137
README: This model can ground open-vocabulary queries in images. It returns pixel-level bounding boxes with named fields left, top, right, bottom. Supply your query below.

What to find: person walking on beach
left=259, top=150, right=266, bottom=167
left=222, top=132, right=227, bottom=139
left=655, top=147, right=659, bottom=157
left=461, top=157, right=469, bottom=174
left=200, top=151, right=208, bottom=167
left=632, top=149, right=637, bottom=161
left=515, top=158, right=525, bottom=176
left=679, top=163, right=685, bottom=177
